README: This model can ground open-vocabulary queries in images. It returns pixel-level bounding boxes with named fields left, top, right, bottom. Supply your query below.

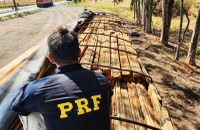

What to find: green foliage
left=68, top=1, right=76, bottom=5
left=173, top=0, right=198, bottom=16
left=196, top=48, right=200, bottom=59
left=173, top=0, right=180, bottom=16
left=130, top=0, right=136, bottom=10
left=18, top=12, right=25, bottom=17
left=152, top=0, right=162, bottom=15
left=0, top=5, right=12, bottom=9
left=184, top=0, right=197, bottom=11
left=73, top=0, right=86, bottom=4
left=150, top=0, right=198, bottom=16
left=152, top=16, right=161, bottom=29
left=179, top=49, right=188, bottom=57
left=146, top=0, right=153, bottom=17
left=113, top=0, right=124, bottom=5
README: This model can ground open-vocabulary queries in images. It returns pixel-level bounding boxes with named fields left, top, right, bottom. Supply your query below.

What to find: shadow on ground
left=132, top=27, right=200, bottom=130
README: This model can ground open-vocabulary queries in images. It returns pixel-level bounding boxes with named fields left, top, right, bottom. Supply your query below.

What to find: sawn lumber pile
left=78, top=14, right=175, bottom=130
left=0, top=12, right=175, bottom=130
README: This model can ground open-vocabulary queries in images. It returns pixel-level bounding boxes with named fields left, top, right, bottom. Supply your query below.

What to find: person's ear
left=78, top=48, right=81, bottom=58
left=47, top=52, right=55, bottom=64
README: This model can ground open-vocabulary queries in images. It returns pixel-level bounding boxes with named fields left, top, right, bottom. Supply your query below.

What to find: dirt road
left=0, top=4, right=83, bottom=68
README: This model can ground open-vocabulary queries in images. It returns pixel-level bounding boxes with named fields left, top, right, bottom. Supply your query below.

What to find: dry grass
left=68, top=0, right=200, bottom=59
left=68, top=0, right=136, bottom=22
left=0, top=10, right=40, bottom=21
left=69, top=0, right=198, bottom=32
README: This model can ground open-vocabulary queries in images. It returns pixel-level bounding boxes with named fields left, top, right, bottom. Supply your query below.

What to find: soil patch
left=131, top=26, right=200, bottom=130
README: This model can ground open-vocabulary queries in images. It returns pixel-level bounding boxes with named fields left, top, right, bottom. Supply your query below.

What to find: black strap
left=110, top=115, right=162, bottom=130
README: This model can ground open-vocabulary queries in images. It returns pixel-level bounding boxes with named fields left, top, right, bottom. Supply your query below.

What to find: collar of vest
left=55, top=63, right=83, bottom=74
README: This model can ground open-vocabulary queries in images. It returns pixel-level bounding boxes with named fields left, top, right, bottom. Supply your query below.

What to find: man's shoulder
left=30, top=75, right=55, bottom=85
left=25, top=75, right=61, bottom=93
left=82, top=69, right=107, bottom=79
left=90, top=71, right=109, bottom=85
left=92, top=71, right=106, bottom=79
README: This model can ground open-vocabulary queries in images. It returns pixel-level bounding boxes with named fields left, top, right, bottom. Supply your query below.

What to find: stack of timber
left=0, top=11, right=175, bottom=130
left=77, top=13, right=175, bottom=130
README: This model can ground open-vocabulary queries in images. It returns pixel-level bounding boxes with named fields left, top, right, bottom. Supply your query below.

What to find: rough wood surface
left=78, top=14, right=174, bottom=130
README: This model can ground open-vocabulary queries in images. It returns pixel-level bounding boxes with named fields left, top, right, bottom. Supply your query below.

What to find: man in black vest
left=11, top=27, right=112, bottom=130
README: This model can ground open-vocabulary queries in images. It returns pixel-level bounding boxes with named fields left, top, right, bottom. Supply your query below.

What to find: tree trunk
left=13, top=0, right=18, bottom=11
left=144, top=0, right=153, bottom=33
left=160, top=0, right=174, bottom=46
left=135, top=0, right=138, bottom=23
left=134, top=2, right=136, bottom=20
left=186, top=4, right=200, bottom=66
left=138, top=0, right=141, bottom=26
left=137, top=0, right=142, bottom=26
left=175, top=0, right=183, bottom=60
left=142, top=0, right=145, bottom=28
left=4, top=0, right=6, bottom=6
left=175, top=6, right=190, bottom=60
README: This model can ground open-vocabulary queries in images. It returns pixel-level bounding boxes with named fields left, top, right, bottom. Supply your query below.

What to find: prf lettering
left=57, top=94, right=101, bottom=118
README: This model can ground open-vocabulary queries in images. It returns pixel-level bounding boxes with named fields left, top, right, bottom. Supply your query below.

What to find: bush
left=197, top=48, right=200, bottom=59
left=153, top=0, right=198, bottom=17
left=173, top=0, right=180, bottom=16
left=152, top=0, right=162, bottom=16
left=173, top=0, right=197, bottom=16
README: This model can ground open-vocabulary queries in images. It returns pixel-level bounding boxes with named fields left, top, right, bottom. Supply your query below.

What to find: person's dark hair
left=47, top=26, right=79, bottom=64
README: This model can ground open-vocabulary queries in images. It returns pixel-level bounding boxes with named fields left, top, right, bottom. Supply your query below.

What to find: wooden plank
left=91, top=21, right=104, bottom=73
left=81, top=46, right=94, bottom=69
left=122, top=33, right=141, bottom=73
left=111, top=80, right=117, bottom=130
left=92, top=28, right=103, bottom=72
left=110, top=18, right=129, bottom=77
left=80, top=33, right=97, bottom=69
left=127, top=82, right=147, bottom=130
left=78, top=23, right=93, bottom=41
left=118, top=38, right=130, bottom=76
left=98, top=25, right=111, bottom=75
left=79, top=28, right=94, bottom=64
left=112, top=82, right=121, bottom=130
left=110, top=34, right=121, bottom=79
left=137, top=84, right=160, bottom=129
left=78, top=15, right=103, bottom=43
left=147, top=84, right=162, bottom=123
left=118, top=83, right=128, bottom=130
left=120, top=82, right=135, bottom=130
left=7, top=116, right=22, bottom=130
left=79, top=16, right=103, bottom=69
left=161, top=107, right=174, bottom=130
left=81, top=33, right=98, bottom=69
